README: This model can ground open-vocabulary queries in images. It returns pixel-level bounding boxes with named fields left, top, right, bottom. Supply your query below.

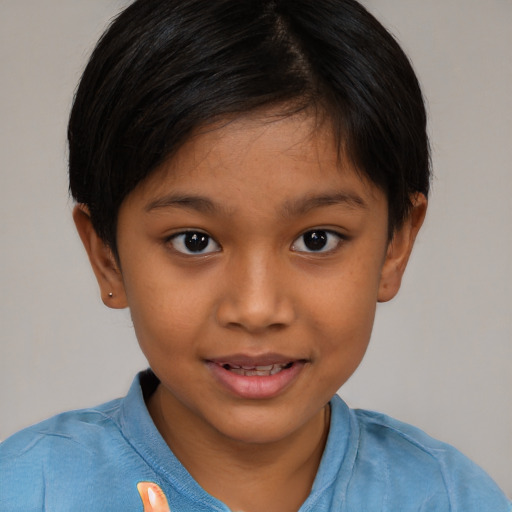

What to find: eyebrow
left=145, top=194, right=224, bottom=214
left=281, top=192, right=368, bottom=217
left=145, top=191, right=367, bottom=217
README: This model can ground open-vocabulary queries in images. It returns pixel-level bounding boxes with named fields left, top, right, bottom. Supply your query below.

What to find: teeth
left=241, top=365, right=273, bottom=371
left=224, top=363, right=293, bottom=376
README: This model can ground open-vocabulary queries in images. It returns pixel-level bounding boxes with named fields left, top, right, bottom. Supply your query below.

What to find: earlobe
left=72, top=205, right=128, bottom=309
left=378, top=193, right=427, bottom=303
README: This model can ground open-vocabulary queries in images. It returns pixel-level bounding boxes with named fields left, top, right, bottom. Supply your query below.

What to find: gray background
left=1, top=0, right=510, bottom=497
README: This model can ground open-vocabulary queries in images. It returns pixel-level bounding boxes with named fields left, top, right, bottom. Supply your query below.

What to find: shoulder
left=0, top=399, right=125, bottom=511
left=1, top=397, right=123, bottom=458
left=349, top=406, right=511, bottom=511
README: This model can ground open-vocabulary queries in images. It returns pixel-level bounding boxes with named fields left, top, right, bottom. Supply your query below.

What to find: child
left=1, top=0, right=510, bottom=510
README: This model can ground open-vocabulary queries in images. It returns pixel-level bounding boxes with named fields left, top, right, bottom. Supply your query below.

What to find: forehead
left=123, top=111, right=386, bottom=218
left=120, top=112, right=388, bottom=229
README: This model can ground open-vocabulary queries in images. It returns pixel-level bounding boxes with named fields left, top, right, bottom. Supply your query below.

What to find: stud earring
left=108, top=292, right=113, bottom=298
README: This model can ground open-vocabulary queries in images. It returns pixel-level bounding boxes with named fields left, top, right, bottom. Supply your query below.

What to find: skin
left=75, top=112, right=426, bottom=512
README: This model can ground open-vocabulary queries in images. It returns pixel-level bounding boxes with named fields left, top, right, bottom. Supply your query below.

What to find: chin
left=208, top=403, right=318, bottom=446
left=218, top=422, right=296, bottom=446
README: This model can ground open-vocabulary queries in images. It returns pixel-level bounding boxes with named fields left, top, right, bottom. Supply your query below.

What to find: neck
left=148, top=386, right=330, bottom=512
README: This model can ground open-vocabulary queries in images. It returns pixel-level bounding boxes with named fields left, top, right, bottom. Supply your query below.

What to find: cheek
left=307, top=262, right=381, bottom=328
left=304, top=260, right=380, bottom=364
left=313, top=300, right=375, bottom=394
left=122, top=268, right=213, bottom=357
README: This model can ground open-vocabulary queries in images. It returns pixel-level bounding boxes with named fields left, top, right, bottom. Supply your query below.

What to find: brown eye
left=303, top=231, right=328, bottom=251
left=292, top=230, right=343, bottom=253
left=169, top=231, right=220, bottom=255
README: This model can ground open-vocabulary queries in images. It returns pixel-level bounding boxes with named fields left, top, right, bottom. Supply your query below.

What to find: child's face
left=84, top=111, right=422, bottom=445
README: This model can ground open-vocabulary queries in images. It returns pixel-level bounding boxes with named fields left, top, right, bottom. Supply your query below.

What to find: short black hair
left=69, top=0, right=430, bottom=254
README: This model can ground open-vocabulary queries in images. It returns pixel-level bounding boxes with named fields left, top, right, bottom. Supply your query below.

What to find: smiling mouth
left=220, top=362, right=295, bottom=377
left=208, top=357, right=307, bottom=398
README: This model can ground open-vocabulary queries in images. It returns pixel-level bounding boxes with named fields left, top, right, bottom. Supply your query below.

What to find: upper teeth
left=239, top=365, right=273, bottom=370
left=223, top=363, right=291, bottom=376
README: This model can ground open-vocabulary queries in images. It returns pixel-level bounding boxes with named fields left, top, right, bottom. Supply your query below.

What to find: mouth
left=206, top=355, right=307, bottom=399
left=220, top=361, right=295, bottom=377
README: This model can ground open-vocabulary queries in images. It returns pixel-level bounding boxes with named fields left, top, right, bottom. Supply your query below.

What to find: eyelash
left=166, top=229, right=346, bottom=256
left=167, top=231, right=221, bottom=255
left=291, top=229, right=346, bottom=254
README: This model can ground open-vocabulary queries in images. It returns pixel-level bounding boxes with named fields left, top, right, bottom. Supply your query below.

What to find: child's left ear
left=378, top=193, right=427, bottom=302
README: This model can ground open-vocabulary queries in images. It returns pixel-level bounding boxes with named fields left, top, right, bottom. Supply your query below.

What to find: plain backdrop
left=1, top=0, right=510, bottom=498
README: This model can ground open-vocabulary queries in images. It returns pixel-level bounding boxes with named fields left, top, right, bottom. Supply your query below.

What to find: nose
left=215, top=251, right=296, bottom=333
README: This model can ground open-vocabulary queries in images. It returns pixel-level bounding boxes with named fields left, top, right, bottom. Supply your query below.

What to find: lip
left=206, top=354, right=307, bottom=400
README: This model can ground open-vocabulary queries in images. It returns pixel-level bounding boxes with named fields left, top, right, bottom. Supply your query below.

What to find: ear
left=378, top=193, right=427, bottom=303
left=73, top=204, right=128, bottom=309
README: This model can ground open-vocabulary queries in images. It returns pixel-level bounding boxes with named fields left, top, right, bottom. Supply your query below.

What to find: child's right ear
left=72, top=205, right=128, bottom=309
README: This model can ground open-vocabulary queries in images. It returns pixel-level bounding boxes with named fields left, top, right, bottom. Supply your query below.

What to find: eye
left=168, top=231, right=221, bottom=255
left=291, top=230, right=344, bottom=253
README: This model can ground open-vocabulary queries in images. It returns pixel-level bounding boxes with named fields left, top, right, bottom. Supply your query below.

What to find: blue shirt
left=1, top=370, right=510, bottom=511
